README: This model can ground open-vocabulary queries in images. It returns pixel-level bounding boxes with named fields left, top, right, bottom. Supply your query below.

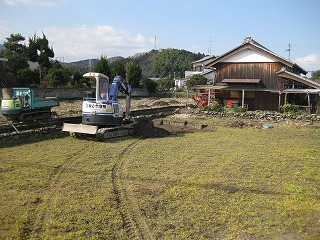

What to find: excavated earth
left=0, top=97, right=193, bottom=123
left=0, top=97, right=319, bottom=142
left=0, top=98, right=200, bottom=142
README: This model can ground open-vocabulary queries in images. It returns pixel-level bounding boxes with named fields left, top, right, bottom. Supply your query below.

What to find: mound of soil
left=168, top=100, right=180, bottom=104
left=133, top=119, right=170, bottom=138
left=151, top=101, right=170, bottom=106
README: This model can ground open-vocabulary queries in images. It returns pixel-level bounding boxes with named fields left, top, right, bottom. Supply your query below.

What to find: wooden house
left=192, top=37, right=320, bottom=113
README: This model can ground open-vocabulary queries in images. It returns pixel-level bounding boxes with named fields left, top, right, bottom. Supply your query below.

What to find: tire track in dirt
left=112, top=139, right=154, bottom=240
left=22, top=146, right=89, bottom=238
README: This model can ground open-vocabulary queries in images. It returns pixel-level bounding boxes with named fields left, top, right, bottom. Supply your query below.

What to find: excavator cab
left=81, top=73, right=131, bottom=126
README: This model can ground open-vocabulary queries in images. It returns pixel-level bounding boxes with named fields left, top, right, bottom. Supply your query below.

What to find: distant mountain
left=71, top=56, right=124, bottom=67
left=133, top=49, right=206, bottom=78
left=1, top=44, right=205, bottom=79
left=131, top=50, right=158, bottom=77
left=67, top=49, right=205, bottom=78
left=71, top=59, right=98, bottom=67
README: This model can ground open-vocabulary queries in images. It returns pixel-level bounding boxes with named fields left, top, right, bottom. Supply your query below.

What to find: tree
left=70, top=70, right=90, bottom=87
left=110, top=59, right=126, bottom=79
left=141, top=76, right=157, bottom=93
left=311, top=70, right=320, bottom=83
left=0, top=33, right=29, bottom=86
left=19, top=68, right=40, bottom=86
left=94, top=55, right=111, bottom=80
left=157, top=77, right=174, bottom=91
left=152, top=48, right=205, bottom=78
left=47, top=68, right=71, bottom=87
left=126, top=60, right=142, bottom=87
left=186, top=74, right=208, bottom=88
left=27, top=33, right=54, bottom=81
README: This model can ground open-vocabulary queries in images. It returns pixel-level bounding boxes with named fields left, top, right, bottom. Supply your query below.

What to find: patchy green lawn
left=125, top=125, right=320, bottom=239
left=0, top=120, right=319, bottom=239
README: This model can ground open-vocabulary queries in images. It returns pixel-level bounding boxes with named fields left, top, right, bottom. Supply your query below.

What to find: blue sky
left=0, top=0, right=319, bottom=73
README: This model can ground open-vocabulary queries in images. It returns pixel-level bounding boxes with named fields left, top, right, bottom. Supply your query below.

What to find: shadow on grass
left=0, top=131, right=70, bottom=149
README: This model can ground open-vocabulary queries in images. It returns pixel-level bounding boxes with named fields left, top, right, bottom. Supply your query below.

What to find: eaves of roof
left=190, top=85, right=227, bottom=90
left=276, top=69, right=320, bottom=90
left=192, top=55, right=215, bottom=65
left=200, top=69, right=215, bottom=76
left=206, top=38, right=306, bottom=74
left=280, top=88, right=320, bottom=94
left=222, top=79, right=260, bottom=84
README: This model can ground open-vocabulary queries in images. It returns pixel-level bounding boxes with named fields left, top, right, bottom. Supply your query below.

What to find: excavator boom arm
left=109, top=75, right=132, bottom=119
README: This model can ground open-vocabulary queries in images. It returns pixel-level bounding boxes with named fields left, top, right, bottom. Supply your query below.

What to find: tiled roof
left=276, top=68, right=320, bottom=89
left=195, top=37, right=306, bottom=74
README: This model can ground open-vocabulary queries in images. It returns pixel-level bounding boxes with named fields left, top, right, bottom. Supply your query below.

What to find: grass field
left=0, top=119, right=319, bottom=239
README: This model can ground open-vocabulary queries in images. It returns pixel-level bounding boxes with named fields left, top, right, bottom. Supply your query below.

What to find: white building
left=174, top=65, right=216, bottom=89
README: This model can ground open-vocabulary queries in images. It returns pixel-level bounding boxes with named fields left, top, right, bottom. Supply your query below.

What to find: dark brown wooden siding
left=254, top=92, right=281, bottom=111
left=216, top=90, right=282, bottom=111
left=215, top=62, right=285, bottom=88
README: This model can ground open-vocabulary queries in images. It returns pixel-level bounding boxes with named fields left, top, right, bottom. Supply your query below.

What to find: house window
left=284, top=79, right=308, bottom=89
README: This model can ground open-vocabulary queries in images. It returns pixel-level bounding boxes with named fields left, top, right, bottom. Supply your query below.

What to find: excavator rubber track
left=96, top=126, right=134, bottom=140
left=19, top=110, right=52, bottom=122
left=62, top=122, right=134, bottom=140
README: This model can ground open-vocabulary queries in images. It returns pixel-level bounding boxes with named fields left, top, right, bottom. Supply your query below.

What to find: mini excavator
left=62, top=72, right=133, bottom=140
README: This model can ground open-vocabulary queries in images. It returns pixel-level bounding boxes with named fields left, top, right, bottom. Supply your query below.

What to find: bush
left=142, top=77, right=157, bottom=93
left=186, top=74, right=207, bottom=88
left=233, top=106, right=247, bottom=113
left=204, top=101, right=224, bottom=112
left=19, top=68, right=40, bottom=86
left=280, top=103, right=301, bottom=115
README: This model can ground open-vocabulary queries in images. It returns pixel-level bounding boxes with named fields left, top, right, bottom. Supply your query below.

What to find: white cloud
left=191, top=45, right=201, bottom=51
left=295, top=54, right=320, bottom=72
left=42, top=25, right=153, bottom=61
left=0, top=26, right=12, bottom=43
left=4, top=0, right=67, bottom=6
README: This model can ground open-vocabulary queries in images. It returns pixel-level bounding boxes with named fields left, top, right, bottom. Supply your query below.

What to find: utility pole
left=286, top=43, right=291, bottom=60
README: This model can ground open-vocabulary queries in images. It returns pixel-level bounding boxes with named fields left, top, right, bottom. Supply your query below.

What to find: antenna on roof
left=286, top=43, right=291, bottom=60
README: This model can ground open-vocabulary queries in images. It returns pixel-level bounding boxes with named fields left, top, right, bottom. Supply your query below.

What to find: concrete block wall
left=1, top=87, right=149, bottom=99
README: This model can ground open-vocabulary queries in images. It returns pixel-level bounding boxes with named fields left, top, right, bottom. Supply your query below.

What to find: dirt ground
left=53, top=97, right=208, bottom=139
left=1, top=97, right=319, bottom=133
left=132, top=117, right=210, bottom=139
left=0, top=97, right=194, bottom=123
left=53, top=97, right=193, bottom=118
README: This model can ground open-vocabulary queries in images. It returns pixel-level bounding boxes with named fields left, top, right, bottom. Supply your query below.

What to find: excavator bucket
left=62, top=123, right=98, bottom=135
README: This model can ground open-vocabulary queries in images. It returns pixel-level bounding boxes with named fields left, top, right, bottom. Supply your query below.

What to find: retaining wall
left=196, top=109, right=320, bottom=122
